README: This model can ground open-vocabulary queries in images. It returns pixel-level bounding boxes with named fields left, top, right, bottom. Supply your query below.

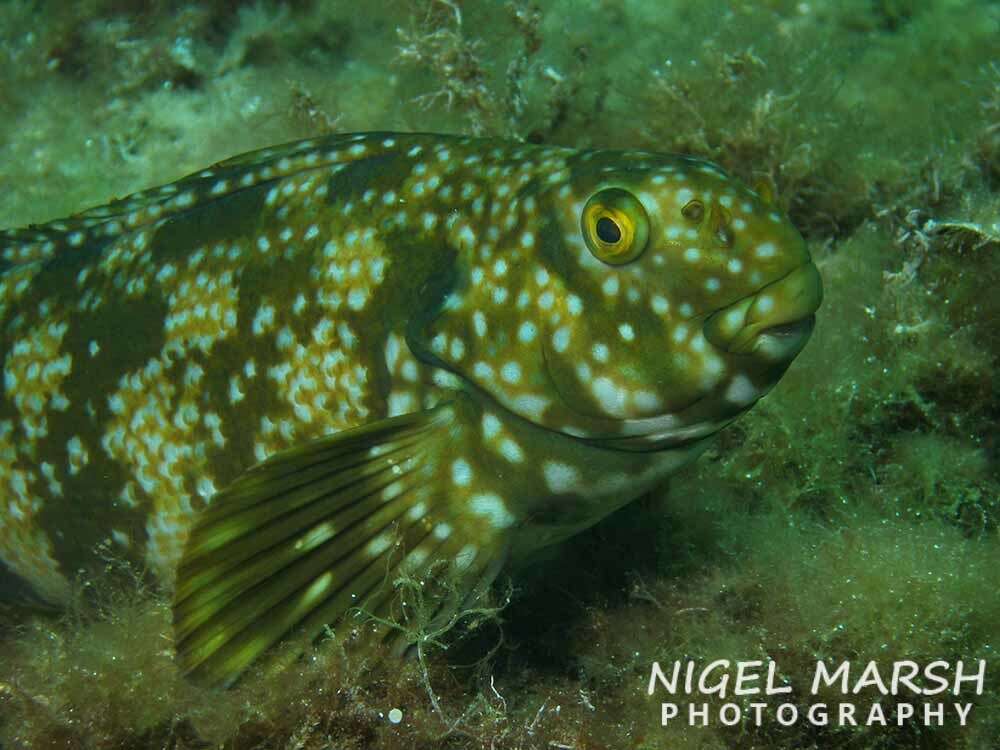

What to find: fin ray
left=173, top=468, right=431, bottom=637
left=173, top=401, right=509, bottom=687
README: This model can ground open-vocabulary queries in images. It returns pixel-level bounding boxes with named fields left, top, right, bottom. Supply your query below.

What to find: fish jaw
left=703, top=260, right=822, bottom=358
left=541, top=258, right=823, bottom=453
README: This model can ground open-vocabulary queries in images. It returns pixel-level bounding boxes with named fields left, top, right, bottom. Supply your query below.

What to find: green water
left=0, top=1, right=997, bottom=747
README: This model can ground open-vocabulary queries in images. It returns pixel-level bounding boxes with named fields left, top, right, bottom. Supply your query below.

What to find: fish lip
left=579, top=415, right=732, bottom=452
left=703, top=261, right=822, bottom=356
left=759, top=315, right=815, bottom=339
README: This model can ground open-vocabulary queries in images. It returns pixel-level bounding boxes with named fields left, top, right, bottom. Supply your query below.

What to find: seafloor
left=0, top=1, right=998, bottom=748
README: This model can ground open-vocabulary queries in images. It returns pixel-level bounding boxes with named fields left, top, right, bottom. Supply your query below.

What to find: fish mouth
left=571, top=263, right=823, bottom=453
left=580, top=412, right=736, bottom=452
left=703, top=261, right=823, bottom=359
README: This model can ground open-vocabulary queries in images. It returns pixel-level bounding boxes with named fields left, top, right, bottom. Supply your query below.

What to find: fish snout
left=703, top=261, right=823, bottom=360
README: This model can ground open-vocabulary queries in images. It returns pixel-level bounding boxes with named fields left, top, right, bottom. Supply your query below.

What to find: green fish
left=0, top=132, right=821, bottom=686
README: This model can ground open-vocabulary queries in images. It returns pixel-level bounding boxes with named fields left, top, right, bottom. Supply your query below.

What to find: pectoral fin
left=172, top=401, right=507, bottom=687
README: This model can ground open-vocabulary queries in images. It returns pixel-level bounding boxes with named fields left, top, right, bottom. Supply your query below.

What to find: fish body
left=0, top=132, right=821, bottom=683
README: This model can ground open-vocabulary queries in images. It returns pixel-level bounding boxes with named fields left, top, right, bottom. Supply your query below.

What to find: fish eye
left=596, top=216, right=622, bottom=244
left=681, top=200, right=704, bottom=222
left=582, top=188, right=649, bottom=265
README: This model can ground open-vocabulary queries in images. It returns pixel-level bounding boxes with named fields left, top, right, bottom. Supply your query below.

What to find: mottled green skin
left=0, top=133, right=819, bottom=625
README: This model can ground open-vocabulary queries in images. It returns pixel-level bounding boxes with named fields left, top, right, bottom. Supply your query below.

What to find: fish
left=0, top=131, right=822, bottom=686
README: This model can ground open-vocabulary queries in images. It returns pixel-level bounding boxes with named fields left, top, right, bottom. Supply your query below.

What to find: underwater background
left=0, top=0, right=997, bottom=747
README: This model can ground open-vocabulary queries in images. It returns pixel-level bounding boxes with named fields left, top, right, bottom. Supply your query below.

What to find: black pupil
left=596, top=216, right=622, bottom=244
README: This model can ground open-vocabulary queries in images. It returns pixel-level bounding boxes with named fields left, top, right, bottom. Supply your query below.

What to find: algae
left=1, top=0, right=998, bottom=748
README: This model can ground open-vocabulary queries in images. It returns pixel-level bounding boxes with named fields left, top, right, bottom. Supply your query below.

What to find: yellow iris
left=581, top=188, right=649, bottom=265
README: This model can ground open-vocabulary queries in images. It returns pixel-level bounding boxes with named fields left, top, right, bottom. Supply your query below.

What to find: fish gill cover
left=0, top=1, right=997, bottom=749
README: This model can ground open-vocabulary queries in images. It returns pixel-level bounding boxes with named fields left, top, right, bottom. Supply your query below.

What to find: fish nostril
left=710, top=202, right=734, bottom=248
left=715, top=222, right=733, bottom=247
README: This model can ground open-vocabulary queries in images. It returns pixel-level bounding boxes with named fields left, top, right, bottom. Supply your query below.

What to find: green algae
left=1, top=0, right=998, bottom=748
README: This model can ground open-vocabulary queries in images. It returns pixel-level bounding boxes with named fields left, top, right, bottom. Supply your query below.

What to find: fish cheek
left=539, top=330, right=605, bottom=419
left=534, top=219, right=578, bottom=281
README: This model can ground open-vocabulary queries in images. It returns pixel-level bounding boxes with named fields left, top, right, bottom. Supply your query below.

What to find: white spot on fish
left=473, top=311, right=488, bottom=338
left=543, top=461, right=580, bottom=493
left=451, top=459, right=473, bottom=486
left=482, top=413, right=501, bottom=440
left=366, top=533, right=392, bottom=556
left=500, top=437, right=524, bottom=463
left=455, top=544, right=478, bottom=569
left=552, top=327, right=571, bottom=352
left=501, top=362, right=522, bottom=384
left=470, top=493, right=515, bottom=528
left=592, top=377, right=628, bottom=417
left=634, top=390, right=662, bottom=411
left=725, top=374, right=758, bottom=405
left=385, top=334, right=400, bottom=372
left=296, top=521, right=336, bottom=552
left=513, top=394, right=549, bottom=420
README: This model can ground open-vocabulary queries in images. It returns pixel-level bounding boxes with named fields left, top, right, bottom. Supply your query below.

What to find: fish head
left=422, top=149, right=822, bottom=450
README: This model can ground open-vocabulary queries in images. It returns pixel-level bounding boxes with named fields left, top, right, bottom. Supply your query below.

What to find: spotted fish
left=0, top=132, right=822, bottom=685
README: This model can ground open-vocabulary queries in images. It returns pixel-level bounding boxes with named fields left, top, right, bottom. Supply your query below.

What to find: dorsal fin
left=0, top=132, right=417, bottom=274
